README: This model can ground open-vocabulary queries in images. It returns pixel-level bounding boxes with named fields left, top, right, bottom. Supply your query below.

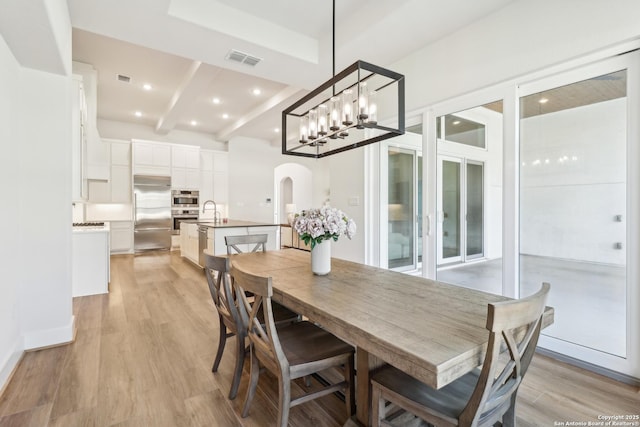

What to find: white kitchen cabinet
left=180, top=222, right=200, bottom=265
left=73, top=62, right=109, bottom=181
left=200, top=150, right=215, bottom=206
left=171, top=144, right=200, bottom=189
left=88, top=139, right=131, bottom=203
left=72, top=227, right=110, bottom=296
left=206, top=224, right=279, bottom=256
left=133, top=140, right=171, bottom=176
left=110, top=221, right=133, bottom=253
left=71, top=74, right=88, bottom=202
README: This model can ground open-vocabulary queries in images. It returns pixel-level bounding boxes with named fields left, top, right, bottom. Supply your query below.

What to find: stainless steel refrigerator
left=133, top=175, right=172, bottom=251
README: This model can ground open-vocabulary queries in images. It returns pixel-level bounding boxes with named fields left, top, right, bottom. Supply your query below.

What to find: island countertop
left=184, top=219, right=277, bottom=228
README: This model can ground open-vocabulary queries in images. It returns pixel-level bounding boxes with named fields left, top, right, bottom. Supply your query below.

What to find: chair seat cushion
left=277, top=321, right=354, bottom=366
left=372, top=364, right=480, bottom=420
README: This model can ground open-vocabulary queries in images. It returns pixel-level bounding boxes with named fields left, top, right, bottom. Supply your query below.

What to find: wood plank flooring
left=0, top=251, right=638, bottom=426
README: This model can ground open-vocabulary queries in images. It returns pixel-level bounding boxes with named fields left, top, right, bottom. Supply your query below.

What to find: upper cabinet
left=88, top=139, right=131, bottom=203
left=132, top=140, right=171, bottom=176
left=72, top=62, right=109, bottom=181
left=71, top=74, right=88, bottom=202
left=171, top=144, right=200, bottom=189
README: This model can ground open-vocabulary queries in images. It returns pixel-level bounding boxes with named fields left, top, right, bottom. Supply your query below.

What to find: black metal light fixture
left=282, top=1, right=405, bottom=159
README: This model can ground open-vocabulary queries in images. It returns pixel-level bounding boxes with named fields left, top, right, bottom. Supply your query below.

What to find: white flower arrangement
left=292, top=206, right=356, bottom=249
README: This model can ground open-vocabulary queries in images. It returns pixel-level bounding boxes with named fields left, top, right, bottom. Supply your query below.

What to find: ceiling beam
left=155, top=60, right=221, bottom=134
left=216, top=85, right=304, bottom=140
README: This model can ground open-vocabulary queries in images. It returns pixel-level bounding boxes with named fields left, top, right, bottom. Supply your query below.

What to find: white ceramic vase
left=311, top=241, right=331, bottom=275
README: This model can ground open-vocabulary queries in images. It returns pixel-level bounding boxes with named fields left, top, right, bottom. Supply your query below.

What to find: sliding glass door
left=388, top=145, right=422, bottom=271
left=518, top=52, right=639, bottom=375
left=432, top=100, right=503, bottom=295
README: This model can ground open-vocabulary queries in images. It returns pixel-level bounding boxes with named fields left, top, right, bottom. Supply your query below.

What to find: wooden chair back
left=203, top=254, right=247, bottom=333
left=460, top=282, right=550, bottom=426
left=230, top=265, right=287, bottom=375
left=225, top=234, right=268, bottom=255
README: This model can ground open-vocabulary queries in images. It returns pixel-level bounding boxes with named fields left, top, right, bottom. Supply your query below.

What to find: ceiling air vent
left=117, top=74, right=131, bottom=83
left=225, top=49, right=262, bottom=67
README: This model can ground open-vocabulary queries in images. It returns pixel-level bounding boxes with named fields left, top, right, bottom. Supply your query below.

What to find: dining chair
left=203, top=253, right=299, bottom=400
left=230, top=264, right=356, bottom=427
left=225, top=233, right=268, bottom=254
left=370, top=282, right=551, bottom=427
left=203, top=254, right=246, bottom=399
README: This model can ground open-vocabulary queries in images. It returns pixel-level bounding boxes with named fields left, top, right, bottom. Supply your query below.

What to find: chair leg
left=502, top=395, right=517, bottom=427
left=242, top=348, right=260, bottom=418
left=345, top=355, right=356, bottom=417
left=228, top=331, right=245, bottom=400
left=277, top=376, right=291, bottom=427
left=371, top=383, right=384, bottom=427
left=212, top=319, right=227, bottom=373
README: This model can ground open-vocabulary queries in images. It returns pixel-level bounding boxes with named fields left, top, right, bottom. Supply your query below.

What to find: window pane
left=388, top=149, right=414, bottom=269
left=519, top=70, right=627, bottom=357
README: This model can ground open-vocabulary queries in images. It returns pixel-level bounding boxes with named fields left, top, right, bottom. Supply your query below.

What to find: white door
left=518, top=52, right=640, bottom=378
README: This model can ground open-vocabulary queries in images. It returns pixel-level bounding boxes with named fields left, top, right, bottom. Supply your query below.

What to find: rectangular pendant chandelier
left=282, top=60, right=405, bottom=158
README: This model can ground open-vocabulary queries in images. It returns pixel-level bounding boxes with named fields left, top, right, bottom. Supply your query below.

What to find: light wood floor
left=0, top=251, right=638, bottom=426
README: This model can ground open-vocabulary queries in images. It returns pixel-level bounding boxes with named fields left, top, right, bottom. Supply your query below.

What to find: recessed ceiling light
left=538, top=98, right=549, bottom=104
left=134, top=111, right=142, bottom=117
left=143, top=83, right=152, bottom=91
left=212, top=97, right=220, bottom=104
left=190, top=120, right=197, bottom=126
left=452, top=120, right=461, bottom=125
left=222, top=113, right=229, bottom=119
left=274, top=128, right=280, bottom=133
left=252, top=88, right=261, bottom=96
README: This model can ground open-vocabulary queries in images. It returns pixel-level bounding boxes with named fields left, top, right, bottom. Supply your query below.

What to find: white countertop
left=72, top=222, right=111, bottom=234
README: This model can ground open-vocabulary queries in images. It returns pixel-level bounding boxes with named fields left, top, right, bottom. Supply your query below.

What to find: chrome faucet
left=202, top=200, right=220, bottom=222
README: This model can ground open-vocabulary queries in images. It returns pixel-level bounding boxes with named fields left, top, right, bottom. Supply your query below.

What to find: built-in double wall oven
left=171, top=190, right=199, bottom=234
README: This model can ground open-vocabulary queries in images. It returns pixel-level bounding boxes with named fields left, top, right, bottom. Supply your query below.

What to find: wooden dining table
left=227, top=248, right=554, bottom=426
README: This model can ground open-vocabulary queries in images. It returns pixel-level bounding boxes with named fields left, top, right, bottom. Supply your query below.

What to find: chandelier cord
left=331, top=0, right=336, bottom=97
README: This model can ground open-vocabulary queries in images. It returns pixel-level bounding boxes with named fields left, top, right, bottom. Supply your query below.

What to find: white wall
left=328, top=148, right=366, bottom=263
left=394, top=0, right=640, bottom=111
left=0, top=33, right=24, bottom=392
left=520, top=98, right=626, bottom=265
left=227, top=136, right=329, bottom=223
left=0, top=0, right=75, bottom=391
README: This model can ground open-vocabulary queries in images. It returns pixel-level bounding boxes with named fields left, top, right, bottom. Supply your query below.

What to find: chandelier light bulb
left=342, top=89, right=354, bottom=125
left=308, top=109, right=318, bottom=139
left=318, top=104, right=328, bottom=136
left=358, top=83, right=369, bottom=121
left=330, top=97, right=341, bottom=131
left=368, top=91, right=378, bottom=124
left=299, top=116, right=309, bottom=143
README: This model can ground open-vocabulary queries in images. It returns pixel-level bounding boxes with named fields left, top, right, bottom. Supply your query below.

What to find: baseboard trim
left=23, top=315, right=76, bottom=351
left=0, top=345, right=25, bottom=400
left=537, top=348, right=640, bottom=387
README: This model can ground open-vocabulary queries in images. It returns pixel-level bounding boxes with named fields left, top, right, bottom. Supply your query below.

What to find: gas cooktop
left=73, top=222, right=105, bottom=227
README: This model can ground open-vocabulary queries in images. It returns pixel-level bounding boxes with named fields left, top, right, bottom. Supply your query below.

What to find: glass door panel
left=440, top=158, right=462, bottom=262
left=466, top=161, right=484, bottom=259
left=435, top=100, right=503, bottom=295
left=388, top=148, right=415, bottom=269
left=519, top=69, right=627, bottom=358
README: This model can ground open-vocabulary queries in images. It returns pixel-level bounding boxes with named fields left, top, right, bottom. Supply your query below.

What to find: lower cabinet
left=180, top=222, right=200, bottom=265
left=208, top=225, right=278, bottom=256
left=110, top=221, right=133, bottom=253
left=72, top=229, right=110, bottom=297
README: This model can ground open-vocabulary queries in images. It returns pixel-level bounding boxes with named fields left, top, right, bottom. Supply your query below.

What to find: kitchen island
left=180, top=220, right=279, bottom=267
left=72, top=222, right=110, bottom=296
